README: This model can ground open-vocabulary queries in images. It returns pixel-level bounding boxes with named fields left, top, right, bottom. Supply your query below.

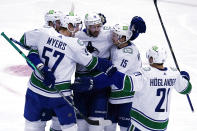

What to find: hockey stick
left=153, top=0, right=194, bottom=112
left=1, top=32, right=112, bottom=126
left=10, top=38, right=31, bottom=50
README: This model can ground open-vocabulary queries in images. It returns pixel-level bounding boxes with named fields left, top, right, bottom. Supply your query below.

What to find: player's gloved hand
left=40, top=65, right=56, bottom=88
left=180, top=71, right=190, bottom=81
left=71, top=70, right=123, bottom=92
left=27, top=50, right=42, bottom=70
left=98, top=13, right=107, bottom=25
left=70, top=77, right=94, bottom=92
left=130, top=16, right=146, bottom=33
left=96, top=58, right=117, bottom=77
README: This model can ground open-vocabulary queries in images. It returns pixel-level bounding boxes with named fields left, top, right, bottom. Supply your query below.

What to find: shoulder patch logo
left=103, top=26, right=111, bottom=30
left=143, top=67, right=151, bottom=71
left=77, top=39, right=85, bottom=46
left=123, top=47, right=133, bottom=54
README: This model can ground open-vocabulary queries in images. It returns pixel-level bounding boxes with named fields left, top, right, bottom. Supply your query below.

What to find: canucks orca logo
left=86, top=41, right=100, bottom=55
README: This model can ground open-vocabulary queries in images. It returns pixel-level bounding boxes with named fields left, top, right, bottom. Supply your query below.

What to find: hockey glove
left=71, top=71, right=126, bottom=93
left=27, top=50, right=55, bottom=88
left=70, top=73, right=111, bottom=92
left=70, top=77, right=94, bottom=92
left=98, top=13, right=107, bottom=25
left=130, top=16, right=146, bottom=33
left=180, top=71, right=190, bottom=81
left=40, top=66, right=56, bottom=88
left=27, top=50, right=43, bottom=70
left=95, top=58, right=117, bottom=77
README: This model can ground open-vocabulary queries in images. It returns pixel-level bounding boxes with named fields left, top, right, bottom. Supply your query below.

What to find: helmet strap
left=67, top=23, right=78, bottom=37
left=117, top=35, right=127, bottom=47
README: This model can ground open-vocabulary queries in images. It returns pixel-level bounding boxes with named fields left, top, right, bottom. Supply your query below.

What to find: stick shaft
left=153, top=0, right=194, bottom=112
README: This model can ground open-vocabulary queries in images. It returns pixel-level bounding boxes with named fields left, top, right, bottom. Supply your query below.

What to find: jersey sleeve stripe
left=180, top=81, right=192, bottom=94
left=130, top=108, right=168, bottom=130
left=29, top=49, right=39, bottom=54
left=85, top=56, right=98, bottom=70
left=30, top=73, right=71, bottom=92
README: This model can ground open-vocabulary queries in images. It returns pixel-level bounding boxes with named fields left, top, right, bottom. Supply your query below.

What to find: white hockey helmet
left=44, top=10, right=63, bottom=23
left=84, top=12, right=102, bottom=26
left=60, top=14, right=82, bottom=29
left=146, top=45, right=167, bottom=64
left=111, top=23, right=133, bottom=41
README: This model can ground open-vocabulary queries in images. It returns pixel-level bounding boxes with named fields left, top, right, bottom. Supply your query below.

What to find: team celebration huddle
left=7, top=8, right=192, bottom=131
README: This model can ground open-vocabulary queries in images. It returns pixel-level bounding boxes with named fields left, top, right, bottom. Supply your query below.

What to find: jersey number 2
left=155, top=88, right=170, bottom=112
left=42, top=46, right=64, bottom=73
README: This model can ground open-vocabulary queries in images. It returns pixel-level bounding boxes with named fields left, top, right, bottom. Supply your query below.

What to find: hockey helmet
left=44, top=10, right=63, bottom=23
left=84, top=12, right=102, bottom=26
left=60, top=14, right=82, bottom=30
left=146, top=45, right=167, bottom=64
left=111, top=23, right=132, bottom=42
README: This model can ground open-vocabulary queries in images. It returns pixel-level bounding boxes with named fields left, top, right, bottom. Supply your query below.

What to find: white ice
left=0, top=0, right=197, bottom=130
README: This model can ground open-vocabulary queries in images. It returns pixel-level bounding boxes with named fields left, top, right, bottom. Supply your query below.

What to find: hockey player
left=42, top=10, right=64, bottom=131
left=127, top=46, right=192, bottom=131
left=21, top=13, right=116, bottom=131
left=48, top=13, right=83, bottom=131
left=73, top=12, right=113, bottom=131
left=104, top=23, right=142, bottom=131
left=71, top=45, right=192, bottom=131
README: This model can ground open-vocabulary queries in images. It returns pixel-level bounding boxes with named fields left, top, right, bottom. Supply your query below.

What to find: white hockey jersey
left=129, top=66, right=192, bottom=131
left=109, top=42, right=142, bottom=104
left=75, top=28, right=113, bottom=74
left=23, top=27, right=98, bottom=97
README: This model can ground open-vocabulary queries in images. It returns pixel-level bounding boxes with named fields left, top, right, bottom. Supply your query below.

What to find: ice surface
left=0, top=0, right=197, bottom=130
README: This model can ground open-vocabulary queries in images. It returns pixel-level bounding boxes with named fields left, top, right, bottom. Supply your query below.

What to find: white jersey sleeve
left=64, top=37, right=95, bottom=68
left=24, top=29, right=41, bottom=49
left=23, top=26, right=57, bottom=49
left=169, top=67, right=191, bottom=94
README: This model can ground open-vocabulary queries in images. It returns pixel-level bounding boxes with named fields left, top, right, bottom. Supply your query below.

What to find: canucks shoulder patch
left=77, top=39, right=85, bottom=46
left=142, top=66, right=151, bottom=71
left=123, top=47, right=133, bottom=54
left=103, top=26, right=111, bottom=30
left=170, top=67, right=178, bottom=71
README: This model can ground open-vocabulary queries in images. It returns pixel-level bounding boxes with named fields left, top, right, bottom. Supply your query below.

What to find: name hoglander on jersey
left=150, top=78, right=176, bottom=86
left=46, top=37, right=67, bottom=50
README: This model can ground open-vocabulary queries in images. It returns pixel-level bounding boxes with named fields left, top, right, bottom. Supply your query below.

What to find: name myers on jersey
left=46, top=37, right=67, bottom=50
left=150, top=78, right=176, bottom=86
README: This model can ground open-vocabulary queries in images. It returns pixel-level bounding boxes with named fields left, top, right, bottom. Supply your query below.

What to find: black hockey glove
left=180, top=71, right=190, bottom=81
left=130, top=16, right=146, bottom=33
left=96, top=58, right=117, bottom=77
